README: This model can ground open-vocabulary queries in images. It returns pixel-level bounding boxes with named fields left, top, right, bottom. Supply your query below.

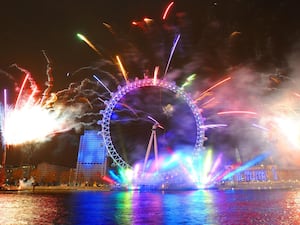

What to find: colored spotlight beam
left=223, top=153, right=270, bottom=180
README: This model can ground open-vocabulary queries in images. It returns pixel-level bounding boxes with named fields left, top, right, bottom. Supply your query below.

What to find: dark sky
left=1, top=0, right=299, bottom=89
left=1, top=0, right=300, bottom=167
left=0, top=1, right=171, bottom=91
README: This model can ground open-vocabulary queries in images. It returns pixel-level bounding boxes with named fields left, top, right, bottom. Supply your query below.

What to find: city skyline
left=1, top=1, right=300, bottom=168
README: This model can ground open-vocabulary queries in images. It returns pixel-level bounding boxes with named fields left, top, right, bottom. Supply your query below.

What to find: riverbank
left=1, top=185, right=112, bottom=193
left=3, top=180, right=300, bottom=193
left=217, top=180, right=300, bottom=190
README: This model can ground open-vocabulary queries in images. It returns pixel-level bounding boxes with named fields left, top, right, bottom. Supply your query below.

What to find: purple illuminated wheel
left=98, top=78, right=205, bottom=168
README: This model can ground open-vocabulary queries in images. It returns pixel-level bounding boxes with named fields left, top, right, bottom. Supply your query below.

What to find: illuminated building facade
left=76, top=130, right=107, bottom=185
left=36, top=162, right=71, bottom=185
left=234, top=165, right=272, bottom=182
left=219, top=165, right=300, bottom=190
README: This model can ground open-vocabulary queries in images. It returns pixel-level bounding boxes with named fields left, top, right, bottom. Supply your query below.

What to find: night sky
left=1, top=1, right=300, bottom=167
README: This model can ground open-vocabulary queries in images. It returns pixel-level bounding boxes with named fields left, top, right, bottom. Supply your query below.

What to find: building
left=4, top=164, right=35, bottom=185
left=230, top=164, right=278, bottom=182
left=219, top=164, right=300, bottom=190
left=36, top=162, right=72, bottom=185
left=75, top=130, right=107, bottom=186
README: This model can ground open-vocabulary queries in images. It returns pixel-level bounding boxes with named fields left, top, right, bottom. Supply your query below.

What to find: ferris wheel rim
left=98, top=77, right=206, bottom=169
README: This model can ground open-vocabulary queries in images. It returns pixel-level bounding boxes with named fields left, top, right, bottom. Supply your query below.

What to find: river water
left=0, top=189, right=299, bottom=225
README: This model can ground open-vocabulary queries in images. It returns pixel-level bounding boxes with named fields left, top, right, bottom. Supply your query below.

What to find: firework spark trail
left=0, top=69, right=18, bottom=89
left=12, top=64, right=39, bottom=109
left=116, top=55, right=128, bottom=83
left=162, top=1, right=174, bottom=20
left=131, top=17, right=153, bottom=30
left=252, top=123, right=269, bottom=132
left=102, top=22, right=115, bottom=35
left=180, top=74, right=196, bottom=90
left=97, top=97, right=105, bottom=103
left=117, top=103, right=139, bottom=117
left=77, top=33, right=103, bottom=57
left=70, top=65, right=120, bottom=85
left=194, top=77, right=232, bottom=103
left=93, top=75, right=113, bottom=95
left=153, top=66, right=159, bottom=85
left=217, top=111, right=257, bottom=116
left=13, top=68, right=36, bottom=109
left=200, top=124, right=227, bottom=129
left=199, top=97, right=215, bottom=108
left=164, top=34, right=181, bottom=77
left=143, top=17, right=153, bottom=25
left=40, top=50, right=54, bottom=106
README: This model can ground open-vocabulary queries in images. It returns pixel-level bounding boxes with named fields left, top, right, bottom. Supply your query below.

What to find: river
left=0, top=189, right=299, bottom=224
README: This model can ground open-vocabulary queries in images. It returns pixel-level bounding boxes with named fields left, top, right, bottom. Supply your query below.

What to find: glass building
left=76, top=130, right=107, bottom=185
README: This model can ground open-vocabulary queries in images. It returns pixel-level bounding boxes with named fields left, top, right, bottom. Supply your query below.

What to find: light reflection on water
left=1, top=189, right=300, bottom=225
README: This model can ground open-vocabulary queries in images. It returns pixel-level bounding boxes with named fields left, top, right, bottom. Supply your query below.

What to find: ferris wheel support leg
left=153, top=131, right=158, bottom=171
left=143, top=131, right=155, bottom=173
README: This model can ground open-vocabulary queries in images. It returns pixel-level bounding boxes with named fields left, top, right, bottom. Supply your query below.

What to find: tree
left=60, top=171, right=70, bottom=185
left=44, top=170, right=57, bottom=185
left=30, top=168, right=41, bottom=184
left=12, top=168, right=23, bottom=185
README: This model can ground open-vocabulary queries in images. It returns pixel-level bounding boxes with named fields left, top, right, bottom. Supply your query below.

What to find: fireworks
left=115, top=55, right=128, bottom=83
left=0, top=64, right=97, bottom=146
left=1, top=1, right=300, bottom=190
left=1, top=66, right=60, bottom=145
left=217, top=111, right=257, bottom=116
left=105, top=149, right=223, bottom=190
left=164, top=34, right=181, bottom=77
left=77, top=33, right=102, bottom=57
left=194, top=77, right=232, bottom=103
left=4, top=104, right=62, bottom=145
left=162, top=2, right=174, bottom=20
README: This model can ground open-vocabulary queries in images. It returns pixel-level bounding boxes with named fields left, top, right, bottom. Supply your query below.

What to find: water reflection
left=68, top=191, right=116, bottom=224
left=0, top=193, right=69, bottom=224
left=115, top=191, right=133, bottom=225
left=132, top=191, right=163, bottom=225
left=159, top=191, right=214, bottom=224
left=1, top=190, right=300, bottom=224
left=212, top=190, right=300, bottom=224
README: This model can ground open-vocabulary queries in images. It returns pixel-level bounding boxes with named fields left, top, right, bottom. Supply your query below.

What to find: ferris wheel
left=98, top=77, right=206, bottom=169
